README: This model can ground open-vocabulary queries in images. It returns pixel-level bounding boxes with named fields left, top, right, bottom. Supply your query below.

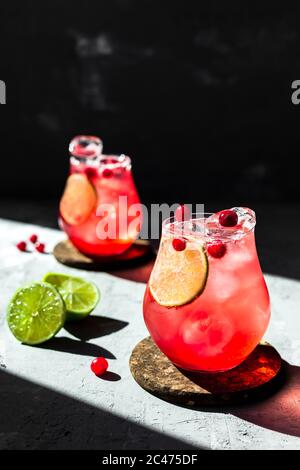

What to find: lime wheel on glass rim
left=149, top=236, right=208, bottom=307
left=59, top=173, right=97, bottom=226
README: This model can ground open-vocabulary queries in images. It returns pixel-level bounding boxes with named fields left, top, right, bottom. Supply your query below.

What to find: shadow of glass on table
left=186, top=362, right=300, bottom=439
left=0, top=369, right=202, bottom=450
left=134, top=338, right=300, bottom=439
left=230, top=362, right=300, bottom=438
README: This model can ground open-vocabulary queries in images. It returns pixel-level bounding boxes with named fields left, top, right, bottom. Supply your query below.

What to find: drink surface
left=59, top=142, right=142, bottom=258
left=143, top=208, right=270, bottom=372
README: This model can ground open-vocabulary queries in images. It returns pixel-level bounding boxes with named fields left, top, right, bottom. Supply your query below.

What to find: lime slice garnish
left=7, top=282, right=66, bottom=345
left=42, top=273, right=100, bottom=321
left=59, top=173, right=97, bottom=226
left=149, top=236, right=208, bottom=307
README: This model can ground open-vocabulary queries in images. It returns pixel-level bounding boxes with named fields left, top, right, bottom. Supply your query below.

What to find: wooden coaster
left=129, top=337, right=284, bottom=406
left=53, top=239, right=155, bottom=271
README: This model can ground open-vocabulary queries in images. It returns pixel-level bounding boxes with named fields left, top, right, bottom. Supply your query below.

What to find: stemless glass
left=59, top=135, right=142, bottom=258
left=143, top=208, right=270, bottom=372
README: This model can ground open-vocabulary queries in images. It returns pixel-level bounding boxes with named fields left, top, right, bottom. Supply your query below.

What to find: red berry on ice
left=102, top=168, right=112, bottom=178
left=175, top=204, right=191, bottom=222
left=90, top=357, right=108, bottom=376
left=219, top=209, right=238, bottom=227
left=35, top=242, right=45, bottom=253
left=172, top=238, right=186, bottom=251
left=29, top=234, right=38, bottom=244
left=207, top=240, right=226, bottom=258
left=85, top=167, right=98, bottom=179
left=16, top=241, right=27, bottom=252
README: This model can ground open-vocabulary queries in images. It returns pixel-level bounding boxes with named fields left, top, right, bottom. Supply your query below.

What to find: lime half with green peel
left=7, top=282, right=66, bottom=345
left=42, top=273, right=100, bottom=321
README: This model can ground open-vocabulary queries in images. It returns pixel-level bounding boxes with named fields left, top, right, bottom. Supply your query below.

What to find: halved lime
left=42, top=273, right=100, bottom=321
left=7, top=282, right=66, bottom=345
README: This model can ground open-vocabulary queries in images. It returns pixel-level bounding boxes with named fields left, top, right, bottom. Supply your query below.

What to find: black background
left=1, top=1, right=300, bottom=204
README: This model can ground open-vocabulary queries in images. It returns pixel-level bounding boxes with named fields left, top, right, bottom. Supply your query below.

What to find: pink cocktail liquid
left=143, top=208, right=270, bottom=372
left=59, top=136, right=142, bottom=258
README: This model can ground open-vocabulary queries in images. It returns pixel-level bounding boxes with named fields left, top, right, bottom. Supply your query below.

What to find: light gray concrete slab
left=0, top=218, right=299, bottom=449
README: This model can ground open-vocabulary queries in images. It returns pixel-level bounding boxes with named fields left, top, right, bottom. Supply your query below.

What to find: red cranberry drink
left=59, top=136, right=142, bottom=258
left=143, top=207, right=270, bottom=372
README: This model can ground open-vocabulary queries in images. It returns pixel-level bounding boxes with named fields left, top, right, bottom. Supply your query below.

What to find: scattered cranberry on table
left=172, top=238, right=186, bottom=252
left=219, top=209, right=238, bottom=227
left=35, top=242, right=46, bottom=253
left=91, top=357, right=108, bottom=376
left=16, top=241, right=27, bottom=252
left=29, top=234, right=38, bottom=244
left=207, top=240, right=226, bottom=258
left=16, top=233, right=49, bottom=254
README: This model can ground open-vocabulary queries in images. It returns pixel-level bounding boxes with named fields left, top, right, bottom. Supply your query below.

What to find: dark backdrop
left=1, top=0, right=300, bottom=206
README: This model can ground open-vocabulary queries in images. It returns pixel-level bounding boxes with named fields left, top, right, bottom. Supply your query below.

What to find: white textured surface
left=0, top=218, right=300, bottom=449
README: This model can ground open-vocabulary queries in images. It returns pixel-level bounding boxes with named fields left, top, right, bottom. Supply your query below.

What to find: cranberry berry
left=91, top=357, right=108, bottom=376
left=102, top=168, right=113, bottom=178
left=175, top=204, right=191, bottom=222
left=207, top=240, right=226, bottom=258
left=85, top=167, right=98, bottom=179
left=172, top=238, right=186, bottom=252
left=29, top=234, right=38, bottom=244
left=35, top=242, right=45, bottom=253
left=16, top=241, right=27, bottom=252
left=219, top=209, right=238, bottom=227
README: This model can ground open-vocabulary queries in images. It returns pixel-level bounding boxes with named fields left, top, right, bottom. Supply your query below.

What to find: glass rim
left=162, top=212, right=214, bottom=228
left=69, top=135, right=103, bottom=159
left=99, top=154, right=131, bottom=169
left=162, top=209, right=256, bottom=239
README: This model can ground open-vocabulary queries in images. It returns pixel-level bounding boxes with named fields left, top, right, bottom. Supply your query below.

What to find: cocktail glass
left=59, top=135, right=142, bottom=258
left=143, top=208, right=270, bottom=372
